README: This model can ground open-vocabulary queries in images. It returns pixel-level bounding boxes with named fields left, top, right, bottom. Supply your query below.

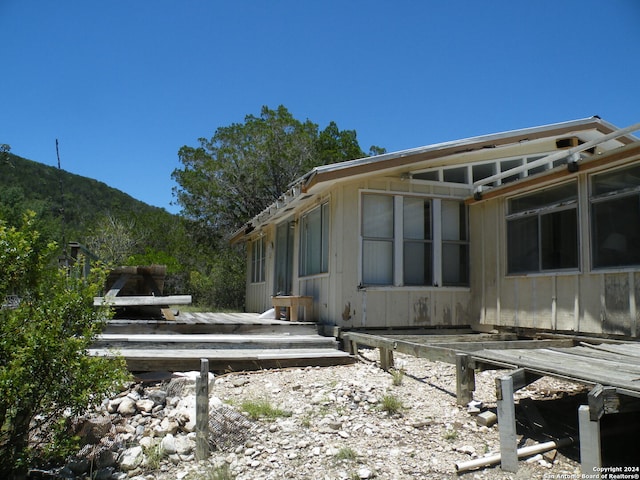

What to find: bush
left=0, top=212, right=129, bottom=478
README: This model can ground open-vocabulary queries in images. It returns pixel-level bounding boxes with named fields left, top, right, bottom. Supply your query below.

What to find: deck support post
left=379, top=346, right=394, bottom=371
left=496, top=375, right=518, bottom=472
left=456, top=353, right=475, bottom=405
left=579, top=405, right=601, bottom=474
left=195, top=358, right=210, bottom=460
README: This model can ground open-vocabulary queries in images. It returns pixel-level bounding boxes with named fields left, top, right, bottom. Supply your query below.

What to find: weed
left=379, top=394, right=404, bottom=415
left=334, top=446, right=358, bottom=461
left=443, top=429, right=459, bottom=441
left=143, top=443, right=163, bottom=470
left=186, top=463, right=235, bottom=480
left=390, top=368, right=405, bottom=386
left=241, top=398, right=292, bottom=420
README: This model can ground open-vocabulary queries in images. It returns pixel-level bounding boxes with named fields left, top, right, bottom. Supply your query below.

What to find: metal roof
left=231, top=116, right=633, bottom=243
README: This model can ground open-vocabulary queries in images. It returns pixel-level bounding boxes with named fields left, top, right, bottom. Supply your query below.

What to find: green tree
left=172, top=105, right=381, bottom=234
left=0, top=212, right=129, bottom=478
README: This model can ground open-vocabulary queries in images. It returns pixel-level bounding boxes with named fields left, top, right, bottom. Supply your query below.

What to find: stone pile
left=42, top=352, right=584, bottom=480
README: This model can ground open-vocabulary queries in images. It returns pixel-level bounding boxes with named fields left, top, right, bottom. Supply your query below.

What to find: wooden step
left=102, top=319, right=318, bottom=336
left=93, top=333, right=339, bottom=350
left=89, top=347, right=355, bottom=372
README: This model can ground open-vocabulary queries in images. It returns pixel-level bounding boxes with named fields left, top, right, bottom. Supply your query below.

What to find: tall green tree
left=172, top=105, right=383, bottom=235
left=0, top=212, right=129, bottom=477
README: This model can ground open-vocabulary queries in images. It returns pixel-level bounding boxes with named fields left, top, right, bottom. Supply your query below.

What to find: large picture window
left=299, top=203, right=330, bottom=276
left=251, top=236, right=266, bottom=283
left=506, top=183, right=578, bottom=274
left=361, top=193, right=468, bottom=287
left=591, top=164, right=640, bottom=269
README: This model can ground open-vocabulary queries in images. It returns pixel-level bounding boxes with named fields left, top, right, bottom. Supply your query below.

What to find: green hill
left=0, top=151, right=177, bottom=245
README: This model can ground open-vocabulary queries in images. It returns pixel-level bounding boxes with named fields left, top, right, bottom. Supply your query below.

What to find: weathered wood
left=93, top=295, right=192, bottom=307
left=379, top=347, right=394, bottom=371
left=106, top=273, right=131, bottom=297
left=195, top=359, right=210, bottom=460
left=496, top=375, right=518, bottom=472
left=271, top=295, right=313, bottom=321
left=578, top=405, right=601, bottom=473
left=456, top=353, right=475, bottom=405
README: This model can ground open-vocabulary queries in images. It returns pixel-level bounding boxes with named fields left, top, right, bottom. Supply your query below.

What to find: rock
left=147, top=389, right=168, bottom=406
left=357, top=467, right=374, bottom=479
left=476, top=411, right=497, bottom=427
left=160, top=434, right=177, bottom=455
left=117, top=397, right=137, bottom=416
left=136, top=399, right=155, bottom=413
left=175, top=435, right=194, bottom=455
left=78, top=415, right=113, bottom=444
left=119, top=446, right=144, bottom=471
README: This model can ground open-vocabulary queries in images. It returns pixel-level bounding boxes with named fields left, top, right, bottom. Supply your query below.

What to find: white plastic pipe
left=455, top=437, right=575, bottom=473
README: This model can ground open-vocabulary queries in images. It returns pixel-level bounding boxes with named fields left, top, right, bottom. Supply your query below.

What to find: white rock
left=160, top=434, right=177, bottom=455
left=358, top=467, right=373, bottom=479
left=119, top=446, right=143, bottom=471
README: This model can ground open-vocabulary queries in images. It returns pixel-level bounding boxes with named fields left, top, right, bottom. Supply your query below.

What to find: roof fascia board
left=304, top=117, right=618, bottom=191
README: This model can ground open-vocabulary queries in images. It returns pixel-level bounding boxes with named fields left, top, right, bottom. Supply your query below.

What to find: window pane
left=363, top=240, right=393, bottom=285
left=592, top=196, right=640, bottom=268
left=442, top=200, right=467, bottom=241
left=472, top=163, right=495, bottom=183
left=507, top=216, right=539, bottom=273
left=501, top=158, right=523, bottom=184
left=413, top=171, right=439, bottom=181
left=300, top=204, right=329, bottom=276
left=592, top=164, right=640, bottom=197
left=510, top=183, right=577, bottom=215
left=403, top=241, right=432, bottom=285
left=540, top=209, right=578, bottom=270
left=443, top=244, right=469, bottom=286
left=321, top=203, right=329, bottom=273
left=404, top=197, right=431, bottom=240
left=443, top=166, right=468, bottom=184
left=363, top=194, right=393, bottom=237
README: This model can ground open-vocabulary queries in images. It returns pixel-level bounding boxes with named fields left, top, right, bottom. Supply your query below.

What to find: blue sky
left=2, top=1, right=639, bottom=214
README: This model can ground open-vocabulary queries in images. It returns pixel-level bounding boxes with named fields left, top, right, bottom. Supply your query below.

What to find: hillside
left=0, top=151, right=177, bottom=242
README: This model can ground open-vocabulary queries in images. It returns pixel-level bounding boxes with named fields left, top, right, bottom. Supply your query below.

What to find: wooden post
left=195, top=358, right=210, bottom=460
left=456, top=353, right=475, bottom=406
left=579, top=405, right=601, bottom=474
left=496, top=375, right=518, bottom=472
left=379, top=346, right=394, bottom=371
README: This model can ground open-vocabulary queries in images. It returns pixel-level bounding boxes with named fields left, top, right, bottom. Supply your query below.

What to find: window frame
left=251, top=236, right=266, bottom=283
left=505, top=181, right=580, bottom=275
left=360, top=192, right=469, bottom=288
left=589, top=164, right=640, bottom=270
left=299, top=202, right=330, bottom=277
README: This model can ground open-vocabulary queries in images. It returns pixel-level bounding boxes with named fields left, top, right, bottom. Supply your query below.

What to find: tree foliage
left=0, top=212, right=129, bottom=477
left=173, top=105, right=384, bottom=234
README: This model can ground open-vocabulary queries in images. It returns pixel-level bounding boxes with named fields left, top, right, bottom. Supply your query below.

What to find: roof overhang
left=231, top=117, right=636, bottom=244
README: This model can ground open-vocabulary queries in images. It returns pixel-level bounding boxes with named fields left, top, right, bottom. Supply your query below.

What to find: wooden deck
left=92, top=312, right=354, bottom=372
left=341, top=329, right=640, bottom=472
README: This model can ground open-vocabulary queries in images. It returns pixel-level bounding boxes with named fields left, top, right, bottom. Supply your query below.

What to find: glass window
left=591, top=164, right=640, bottom=269
left=361, top=194, right=468, bottom=287
left=506, top=183, right=578, bottom=274
left=299, top=203, right=330, bottom=276
left=251, top=237, right=266, bottom=283
left=403, top=198, right=432, bottom=285
left=362, top=195, right=394, bottom=285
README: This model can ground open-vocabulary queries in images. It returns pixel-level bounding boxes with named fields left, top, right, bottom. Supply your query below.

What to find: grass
left=185, top=464, right=235, bottom=480
left=379, top=394, right=404, bottom=415
left=241, top=398, right=292, bottom=420
left=443, top=429, right=459, bottom=441
left=390, top=368, right=405, bottom=386
left=334, top=446, right=358, bottom=461
left=143, top=443, right=162, bottom=471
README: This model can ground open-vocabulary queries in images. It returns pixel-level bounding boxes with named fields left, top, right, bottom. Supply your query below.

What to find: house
left=231, top=116, right=640, bottom=338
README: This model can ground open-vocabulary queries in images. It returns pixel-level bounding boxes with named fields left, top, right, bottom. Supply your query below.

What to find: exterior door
left=274, top=220, right=294, bottom=295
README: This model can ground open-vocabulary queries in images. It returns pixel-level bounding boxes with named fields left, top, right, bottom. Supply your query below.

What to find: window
left=251, top=236, right=266, bottom=283
left=506, top=183, right=578, bottom=274
left=591, top=164, right=640, bottom=268
left=361, top=193, right=468, bottom=287
left=299, top=203, right=330, bottom=276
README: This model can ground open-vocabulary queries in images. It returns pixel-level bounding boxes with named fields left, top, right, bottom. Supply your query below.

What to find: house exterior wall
left=470, top=155, right=640, bottom=338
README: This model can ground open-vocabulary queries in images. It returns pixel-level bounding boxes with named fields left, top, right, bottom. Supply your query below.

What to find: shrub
left=379, top=394, right=404, bottom=415
left=0, top=213, right=129, bottom=478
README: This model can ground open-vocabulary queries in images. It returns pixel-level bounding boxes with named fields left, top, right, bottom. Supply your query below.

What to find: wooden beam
left=579, top=405, right=602, bottom=473
left=456, top=353, right=475, bottom=405
left=94, top=295, right=192, bottom=307
left=105, top=273, right=131, bottom=297
left=496, top=375, right=518, bottom=472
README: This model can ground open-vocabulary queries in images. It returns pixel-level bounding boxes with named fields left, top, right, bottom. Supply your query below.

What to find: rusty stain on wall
left=342, top=302, right=352, bottom=321
left=413, top=297, right=430, bottom=324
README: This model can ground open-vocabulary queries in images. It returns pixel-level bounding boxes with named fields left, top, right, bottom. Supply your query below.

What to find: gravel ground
left=141, top=348, right=586, bottom=480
